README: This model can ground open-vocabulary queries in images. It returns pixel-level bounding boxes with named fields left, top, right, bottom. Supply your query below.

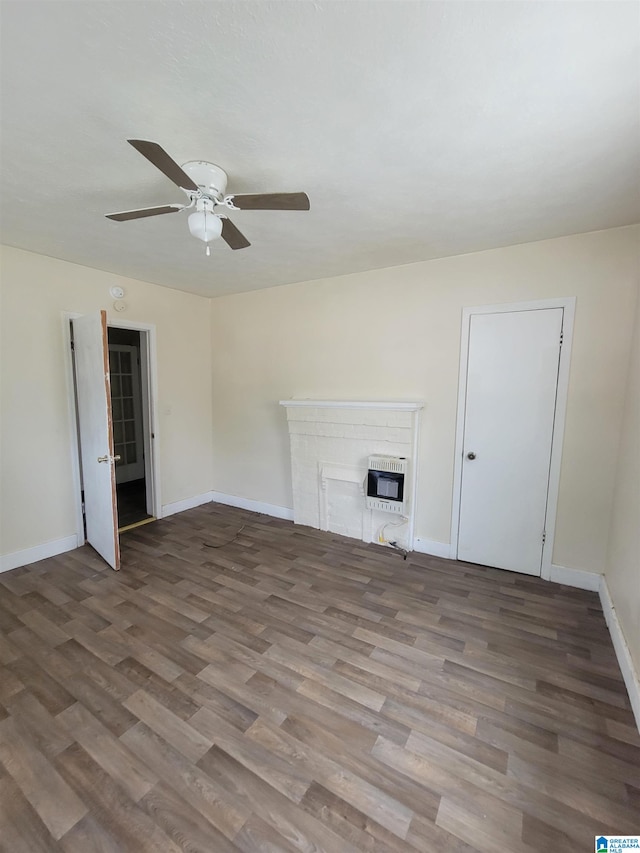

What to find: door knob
left=466, top=452, right=476, bottom=460
left=97, top=455, right=121, bottom=463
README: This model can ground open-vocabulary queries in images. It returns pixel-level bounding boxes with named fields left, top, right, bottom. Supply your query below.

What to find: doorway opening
left=68, top=316, right=158, bottom=557
left=107, top=327, right=155, bottom=531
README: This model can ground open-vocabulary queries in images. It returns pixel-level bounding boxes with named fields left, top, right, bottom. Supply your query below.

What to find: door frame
left=62, top=313, right=162, bottom=547
left=449, top=297, right=575, bottom=581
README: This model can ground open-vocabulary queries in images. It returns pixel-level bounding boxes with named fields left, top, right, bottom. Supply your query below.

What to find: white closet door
left=457, top=308, right=563, bottom=575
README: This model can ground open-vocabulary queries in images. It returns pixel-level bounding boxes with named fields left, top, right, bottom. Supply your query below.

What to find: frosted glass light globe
left=188, top=210, right=222, bottom=243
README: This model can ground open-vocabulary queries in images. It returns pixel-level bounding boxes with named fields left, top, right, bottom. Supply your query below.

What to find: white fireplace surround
left=280, top=400, right=423, bottom=549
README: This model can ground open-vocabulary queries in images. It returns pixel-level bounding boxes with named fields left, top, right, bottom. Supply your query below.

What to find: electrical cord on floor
left=203, top=523, right=246, bottom=549
left=387, top=541, right=409, bottom=560
left=378, top=517, right=409, bottom=559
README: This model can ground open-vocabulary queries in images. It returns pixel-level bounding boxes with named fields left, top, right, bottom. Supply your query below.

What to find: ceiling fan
left=105, top=140, right=310, bottom=253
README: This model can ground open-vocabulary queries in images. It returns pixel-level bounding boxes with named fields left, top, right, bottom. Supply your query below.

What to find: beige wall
left=606, top=281, right=640, bottom=671
left=2, top=226, right=638, bottom=581
left=210, top=225, right=640, bottom=575
left=0, top=246, right=213, bottom=558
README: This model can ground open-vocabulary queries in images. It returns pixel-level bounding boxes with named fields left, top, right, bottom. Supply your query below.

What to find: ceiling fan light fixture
left=188, top=201, right=222, bottom=244
left=106, top=140, right=309, bottom=253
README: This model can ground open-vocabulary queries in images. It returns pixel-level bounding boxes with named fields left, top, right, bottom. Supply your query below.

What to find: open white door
left=72, top=311, right=120, bottom=570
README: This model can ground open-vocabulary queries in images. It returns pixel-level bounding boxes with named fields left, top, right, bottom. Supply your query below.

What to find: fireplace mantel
left=279, top=400, right=423, bottom=411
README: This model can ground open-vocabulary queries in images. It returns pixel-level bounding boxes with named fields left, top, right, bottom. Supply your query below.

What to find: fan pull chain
left=206, top=245, right=211, bottom=257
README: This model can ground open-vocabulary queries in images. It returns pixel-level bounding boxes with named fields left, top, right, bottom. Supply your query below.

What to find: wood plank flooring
left=0, top=503, right=638, bottom=852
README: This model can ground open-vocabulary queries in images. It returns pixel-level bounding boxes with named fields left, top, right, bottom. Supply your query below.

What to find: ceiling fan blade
left=105, top=204, right=184, bottom=221
left=229, top=192, right=310, bottom=211
left=127, top=140, right=199, bottom=191
left=221, top=217, right=251, bottom=250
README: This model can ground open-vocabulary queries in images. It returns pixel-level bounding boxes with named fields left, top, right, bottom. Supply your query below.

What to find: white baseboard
left=413, top=537, right=454, bottom=559
left=0, top=534, right=80, bottom=574
left=549, top=563, right=602, bottom=591
left=211, top=491, right=294, bottom=522
left=409, top=547, right=603, bottom=593
left=161, top=492, right=213, bottom=518
left=599, top=576, right=640, bottom=732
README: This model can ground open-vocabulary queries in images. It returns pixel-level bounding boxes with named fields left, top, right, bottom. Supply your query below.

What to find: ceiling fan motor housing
left=181, top=161, right=228, bottom=198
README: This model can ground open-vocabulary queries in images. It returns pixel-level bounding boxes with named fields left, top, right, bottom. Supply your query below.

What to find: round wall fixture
left=113, top=300, right=127, bottom=312
left=110, top=285, right=125, bottom=299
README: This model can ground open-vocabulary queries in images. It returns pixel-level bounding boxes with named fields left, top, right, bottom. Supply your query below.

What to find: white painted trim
left=407, top=409, right=421, bottom=550
left=412, top=537, right=453, bottom=559
left=450, top=311, right=470, bottom=564
left=138, top=332, right=155, bottom=515
left=61, top=312, right=86, bottom=546
left=540, top=299, right=575, bottom=580
left=454, top=298, right=576, bottom=316
left=0, top=535, right=80, bottom=574
left=599, top=576, right=640, bottom=732
left=279, top=400, right=424, bottom=411
left=449, top=297, right=576, bottom=579
left=161, top=492, right=213, bottom=517
left=549, top=563, right=601, bottom=592
left=211, top=491, right=294, bottom=521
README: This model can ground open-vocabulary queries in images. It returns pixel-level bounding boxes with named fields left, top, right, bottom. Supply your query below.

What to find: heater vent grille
left=368, top=455, right=407, bottom=474
left=367, top=497, right=406, bottom=514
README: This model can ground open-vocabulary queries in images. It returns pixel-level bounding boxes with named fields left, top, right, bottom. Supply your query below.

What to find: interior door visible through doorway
left=109, top=344, right=144, bottom=483
left=456, top=307, right=564, bottom=576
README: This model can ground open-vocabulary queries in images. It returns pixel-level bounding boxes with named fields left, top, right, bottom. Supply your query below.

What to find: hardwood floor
left=0, top=503, right=638, bottom=852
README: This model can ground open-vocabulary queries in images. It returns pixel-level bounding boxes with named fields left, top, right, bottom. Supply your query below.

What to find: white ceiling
left=1, top=1, right=638, bottom=297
